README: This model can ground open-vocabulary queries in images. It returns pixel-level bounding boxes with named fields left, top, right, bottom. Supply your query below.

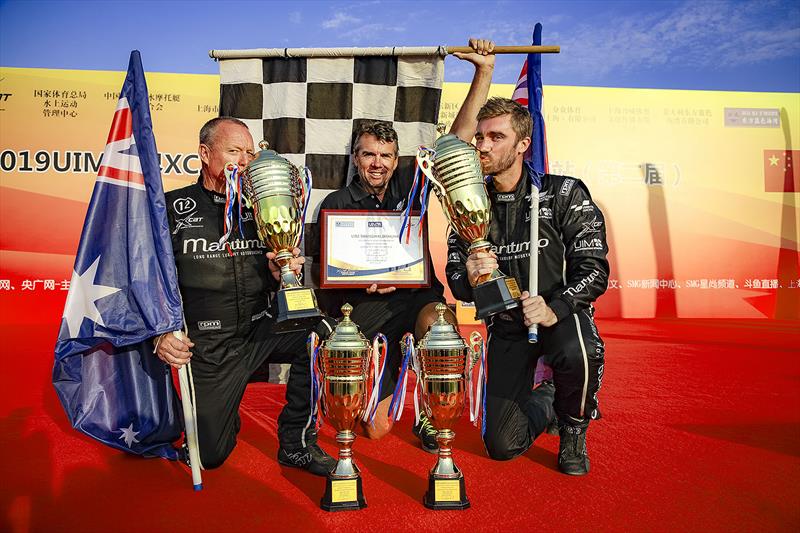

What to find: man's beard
left=481, top=148, right=517, bottom=176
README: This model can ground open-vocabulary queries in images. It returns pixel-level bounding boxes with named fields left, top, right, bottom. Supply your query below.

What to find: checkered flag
left=218, top=54, right=444, bottom=222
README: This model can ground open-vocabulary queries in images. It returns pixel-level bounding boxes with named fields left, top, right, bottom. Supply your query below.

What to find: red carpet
left=2, top=319, right=799, bottom=532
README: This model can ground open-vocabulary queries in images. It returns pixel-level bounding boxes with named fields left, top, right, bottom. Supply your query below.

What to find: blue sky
left=1, top=0, right=799, bottom=92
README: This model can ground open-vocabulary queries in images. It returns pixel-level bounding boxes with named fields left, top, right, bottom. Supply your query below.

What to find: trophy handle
left=363, top=333, right=387, bottom=423
left=416, top=147, right=446, bottom=198
left=308, top=332, right=327, bottom=418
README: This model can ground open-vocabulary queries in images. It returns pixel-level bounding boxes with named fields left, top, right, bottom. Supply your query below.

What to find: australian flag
left=512, top=22, right=549, bottom=189
left=52, top=51, right=184, bottom=460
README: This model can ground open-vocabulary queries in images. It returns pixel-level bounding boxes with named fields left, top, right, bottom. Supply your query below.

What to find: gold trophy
left=410, top=303, right=481, bottom=510
left=315, top=304, right=380, bottom=511
left=417, top=126, right=520, bottom=319
left=241, top=141, right=321, bottom=331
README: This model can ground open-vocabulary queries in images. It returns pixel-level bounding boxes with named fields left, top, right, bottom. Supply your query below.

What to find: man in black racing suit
left=155, top=117, right=336, bottom=475
left=446, top=97, right=608, bottom=475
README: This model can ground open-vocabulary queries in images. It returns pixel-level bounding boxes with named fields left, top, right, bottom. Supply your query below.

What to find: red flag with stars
left=763, top=149, right=799, bottom=192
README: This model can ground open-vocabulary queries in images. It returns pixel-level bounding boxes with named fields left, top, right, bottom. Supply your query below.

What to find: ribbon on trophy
left=308, top=332, right=324, bottom=428
left=399, top=146, right=436, bottom=244
left=469, top=331, right=488, bottom=435
left=219, top=163, right=244, bottom=252
left=388, top=332, right=416, bottom=421
left=362, top=333, right=387, bottom=425
left=408, top=333, right=422, bottom=426
left=298, top=167, right=313, bottom=245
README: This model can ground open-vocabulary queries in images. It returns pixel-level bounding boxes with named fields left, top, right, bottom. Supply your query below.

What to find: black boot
left=277, top=443, right=337, bottom=477
left=558, top=417, right=590, bottom=476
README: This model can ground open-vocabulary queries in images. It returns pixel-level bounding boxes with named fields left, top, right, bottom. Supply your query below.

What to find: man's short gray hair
left=199, top=117, right=249, bottom=146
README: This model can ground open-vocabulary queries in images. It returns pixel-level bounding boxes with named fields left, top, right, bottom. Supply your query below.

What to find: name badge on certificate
left=320, top=210, right=430, bottom=288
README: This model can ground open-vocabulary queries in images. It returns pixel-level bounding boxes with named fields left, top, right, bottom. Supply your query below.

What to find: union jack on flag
left=512, top=23, right=549, bottom=182
left=53, top=51, right=184, bottom=459
left=96, top=97, right=145, bottom=190
left=511, top=59, right=531, bottom=107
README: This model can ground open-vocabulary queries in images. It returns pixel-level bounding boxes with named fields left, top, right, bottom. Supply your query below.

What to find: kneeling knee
left=199, top=448, right=232, bottom=470
left=363, top=418, right=393, bottom=440
left=483, top=436, right=524, bottom=461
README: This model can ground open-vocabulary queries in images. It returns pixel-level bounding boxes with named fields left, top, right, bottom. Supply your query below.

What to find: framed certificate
left=320, top=209, right=430, bottom=288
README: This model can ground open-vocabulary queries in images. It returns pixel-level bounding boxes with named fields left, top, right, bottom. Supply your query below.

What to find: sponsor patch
left=212, top=194, right=226, bottom=204
left=574, top=237, right=604, bottom=252
left=569, top=200, right=594, bottom=214
left=198, top=320, right=222, bottom=331
left=183, top=237, right=266, bottom=254
left=575, top=217, right=603, bottom=239
left=559, top=178, right=575, bottom=196
left=173, top=197, right=197, bottom=215
left=251, top=309, right=269, bottom=322
left=173, top=212, right=203, bottom=234
left=496, top=193, right=515, bottom=202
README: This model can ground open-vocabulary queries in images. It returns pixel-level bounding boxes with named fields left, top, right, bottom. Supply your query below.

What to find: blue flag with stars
left=52, top=51, right=184, bottom=460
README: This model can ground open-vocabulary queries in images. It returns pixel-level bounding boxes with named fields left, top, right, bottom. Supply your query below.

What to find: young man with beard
left=446, top=96, right=608, bottom=475
left=155, top=117, right=337, bottom=475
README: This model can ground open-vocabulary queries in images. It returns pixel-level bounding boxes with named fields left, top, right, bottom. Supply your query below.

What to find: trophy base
left=474, top=276, right=521, bottom=319
left=320, top=475, right=367, bottom=512
left=274, top=287, right=322, bottom=333
left=423, top=474, right=470, bottom=510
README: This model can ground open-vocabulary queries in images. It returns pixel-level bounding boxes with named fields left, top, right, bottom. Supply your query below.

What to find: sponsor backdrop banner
left=1, top=66, right=798, bottom=324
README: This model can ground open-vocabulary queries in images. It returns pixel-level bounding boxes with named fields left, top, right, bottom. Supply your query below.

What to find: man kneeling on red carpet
left=446, top=82, right=608, bottom=475
left=154, top=117, right=337, bottom=475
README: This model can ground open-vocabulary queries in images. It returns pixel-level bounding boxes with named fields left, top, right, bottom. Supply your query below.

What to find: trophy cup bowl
left=242, top=141, right=321, bottom=331
left=418, top=128, right=520, bottom=319
left=316, top=304, right=375, bottom=511
left=413, top=303, right=480, bottom=510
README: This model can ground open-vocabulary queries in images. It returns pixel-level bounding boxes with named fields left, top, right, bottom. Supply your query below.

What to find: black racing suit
left=166, top=178, right=333, bottom=469
left=446, top=165, right=608, bottom=460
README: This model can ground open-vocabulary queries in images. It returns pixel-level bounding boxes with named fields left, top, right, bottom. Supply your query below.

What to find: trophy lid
left=419, top=303, right=467, bottom=351
left=324, top=303, right=370, bottom=351
left=246, top=139, right=297, bottom=176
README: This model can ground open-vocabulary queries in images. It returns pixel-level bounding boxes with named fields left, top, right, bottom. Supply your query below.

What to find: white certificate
left=320, top=210, right=430, bottom=288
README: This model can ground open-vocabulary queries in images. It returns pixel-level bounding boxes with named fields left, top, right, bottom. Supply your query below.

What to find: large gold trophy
left=417, top=126, right=520, bottom=319
left=240, top=142, right=321, bottom=331
left=313, top=304, right=381, bottom=511
left=409, top=303, right=482, bottom=510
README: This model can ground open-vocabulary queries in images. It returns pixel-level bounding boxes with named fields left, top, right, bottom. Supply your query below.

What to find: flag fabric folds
left=218, top=54, right=444, bottom=221
left=512, top=23, right=549, bottom=188
left=53, top=51, right=184, bottom=460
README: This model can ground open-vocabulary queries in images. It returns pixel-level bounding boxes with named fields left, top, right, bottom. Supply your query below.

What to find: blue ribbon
left=387, top=334, right=415, bottom=420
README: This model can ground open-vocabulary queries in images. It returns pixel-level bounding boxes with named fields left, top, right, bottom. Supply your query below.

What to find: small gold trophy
left=410, top=303, right=481, bottom=510
left=241, top=142, right=321, bottom=331
left=315, top=304, right=380, bottom=511
left=417, top=126, right=520, bottom=319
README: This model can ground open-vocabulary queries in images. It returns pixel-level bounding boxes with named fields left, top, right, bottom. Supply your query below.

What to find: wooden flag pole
left=445, top=45, right=559, bottom=54
left=210, top=45, right=559, bottom=60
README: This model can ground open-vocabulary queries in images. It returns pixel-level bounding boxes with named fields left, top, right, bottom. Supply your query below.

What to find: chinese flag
left=763, top=149, right=799, bottom=192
